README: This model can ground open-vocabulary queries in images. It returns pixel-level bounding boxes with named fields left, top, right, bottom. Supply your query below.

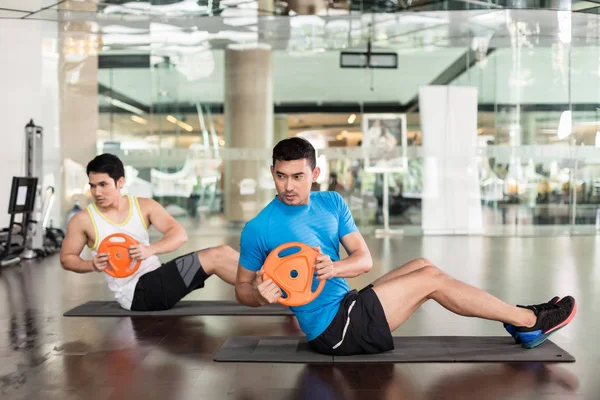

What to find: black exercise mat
left=214, top=336, right=575, bottom=363
left=63, top=300, right=293, bottom=317
left=214, top=336, right=333, bottom=363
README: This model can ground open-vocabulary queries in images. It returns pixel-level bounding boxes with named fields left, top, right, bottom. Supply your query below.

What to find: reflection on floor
left=0, top=234, right=597, bottom=399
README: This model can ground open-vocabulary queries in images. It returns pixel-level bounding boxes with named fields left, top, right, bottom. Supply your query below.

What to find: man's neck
left=96, top=195, right=128, bottom=213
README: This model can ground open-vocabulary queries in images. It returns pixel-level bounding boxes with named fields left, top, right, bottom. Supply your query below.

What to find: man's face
left=271, top=158, right=320, bottom=206
left=88, top=172, right=123, bottom=206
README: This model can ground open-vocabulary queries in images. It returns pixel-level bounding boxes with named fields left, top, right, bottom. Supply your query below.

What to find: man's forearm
left=235, top=282, right=264, bottom=307
left=61, top=255, right=95, bottom=273
left=333, top=250, right=372, bottom=278
left=148, top=227, right=188, bottom=256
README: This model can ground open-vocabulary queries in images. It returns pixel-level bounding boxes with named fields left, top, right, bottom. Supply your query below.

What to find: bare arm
left=60, top=213, right=96, bottom=273
left=235, top=265, right=264, bottom=307
left=235, top=264, right=282, bottom=307
left=332, top=231, right=373, bottom=278
left=140, top=198, right=188, bottom=256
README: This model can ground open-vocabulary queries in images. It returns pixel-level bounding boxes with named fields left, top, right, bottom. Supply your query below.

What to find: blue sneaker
left=516, top=296, right=577, bottom=349
left=504, top=297, right=560, bottom=344
left=504, top=322, right=521, bottom=344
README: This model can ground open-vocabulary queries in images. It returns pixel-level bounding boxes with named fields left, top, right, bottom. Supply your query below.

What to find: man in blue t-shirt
left=235, top=137, right=577, bottom=355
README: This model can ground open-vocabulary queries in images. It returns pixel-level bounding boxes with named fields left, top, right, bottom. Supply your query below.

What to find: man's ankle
left=522, top=309, right=537, bottom=328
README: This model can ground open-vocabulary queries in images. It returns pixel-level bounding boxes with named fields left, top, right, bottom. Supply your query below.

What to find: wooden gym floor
left=0, top=233, right=596, bottom=399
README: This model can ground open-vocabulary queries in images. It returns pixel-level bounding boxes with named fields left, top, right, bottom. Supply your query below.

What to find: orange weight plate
left=263, top=242, right=324, bottom=306
left=98, top=233, right=141, bottom=278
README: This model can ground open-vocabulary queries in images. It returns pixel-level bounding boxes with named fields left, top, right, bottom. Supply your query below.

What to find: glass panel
left=465, top=10, right=574, bottom=235
left=569, top=36, right=600, bottom=233
left=95, top=8, right=600, bottom=237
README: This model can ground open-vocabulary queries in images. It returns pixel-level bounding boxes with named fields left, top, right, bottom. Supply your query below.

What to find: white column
left=223, top=45, right=274, bottom=222
left=274, top=114, right=289, bottom=143
left=419, top=86, right=483, bottom=235
left=59, top=1, right=99, bottom=221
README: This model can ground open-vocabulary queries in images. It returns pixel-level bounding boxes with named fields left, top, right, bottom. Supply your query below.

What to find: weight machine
left=21, top=119, right=45, bottom=259
left=0, top=120, right=63, bottom=267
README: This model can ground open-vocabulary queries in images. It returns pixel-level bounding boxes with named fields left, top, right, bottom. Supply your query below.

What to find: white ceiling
left=98, top=43, right=600, bottom=108
left=98, top=47, right=467, bottom=105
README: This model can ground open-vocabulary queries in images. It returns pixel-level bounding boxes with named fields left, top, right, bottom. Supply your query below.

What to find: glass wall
left=96, top=8, right=600, bottom=236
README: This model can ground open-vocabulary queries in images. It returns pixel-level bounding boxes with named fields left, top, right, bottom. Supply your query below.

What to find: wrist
left=332, top=260, right=339, bottom=272
left=253, top=287, right=266, bottom=306
left=146, top=244, right=157, bottom=257
left=89, top=260, right=99, bottom=273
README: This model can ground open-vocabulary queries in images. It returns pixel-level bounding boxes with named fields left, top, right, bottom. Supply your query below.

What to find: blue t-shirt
left=239, top=191, right=359, bottom=340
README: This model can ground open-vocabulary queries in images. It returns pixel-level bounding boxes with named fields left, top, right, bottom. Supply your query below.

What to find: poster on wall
left=362, top=113, right=407, bottom=172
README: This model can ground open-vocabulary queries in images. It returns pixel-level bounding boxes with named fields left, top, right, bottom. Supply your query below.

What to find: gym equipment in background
left=0, top=177, right=37, bottom=266
left=0, top=120, right=64, bottom=266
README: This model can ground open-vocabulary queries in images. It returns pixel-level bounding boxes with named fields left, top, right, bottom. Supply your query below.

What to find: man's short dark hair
left=272, top=137, right=316, bottom=170
left=86, top=153, right=125, bottom=184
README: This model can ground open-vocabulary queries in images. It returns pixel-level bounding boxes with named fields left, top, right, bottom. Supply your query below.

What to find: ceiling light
left=166, top=115, right=193, bottom=132
left=131, top=115, right=148, bottom=125
left=109, top=98, right=145, bottom=115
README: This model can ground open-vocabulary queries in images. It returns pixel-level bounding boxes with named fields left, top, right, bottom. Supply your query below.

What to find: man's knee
left=199, top=244, right=230, bottom=257
left=419, top=265, right=446, bottom=280
left=215, top=244, right=238, bottom=261
left=212, top=244, right=233, bottom=255
left=415, top=266, right=447, bottom=300
left=415, top=257, right=434, bottom=268
left=198, top=245, right=236, bottom=272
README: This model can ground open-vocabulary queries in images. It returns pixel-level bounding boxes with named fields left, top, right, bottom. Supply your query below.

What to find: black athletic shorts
left=308, top=284, right=394, bottom=356
left=130, top=252, right=210, bottom=312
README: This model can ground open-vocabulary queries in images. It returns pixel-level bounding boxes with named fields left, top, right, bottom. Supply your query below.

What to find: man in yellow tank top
left=60, top=154, right=238, bottom=311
